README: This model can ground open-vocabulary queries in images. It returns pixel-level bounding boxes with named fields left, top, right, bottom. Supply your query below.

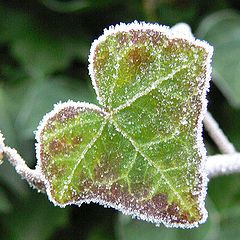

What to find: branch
left=203, top=112, right=240, bottom=178
left=204, top=111, right=236, bottom=154
left=0, top=132, right=45, bottom=192
left=206, top=153, right=240, bottom=178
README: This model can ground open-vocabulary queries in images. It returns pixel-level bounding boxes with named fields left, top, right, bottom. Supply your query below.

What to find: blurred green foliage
left=197, top=9, right=240, bottom=108
left=0, top=0, right=239, bottom=239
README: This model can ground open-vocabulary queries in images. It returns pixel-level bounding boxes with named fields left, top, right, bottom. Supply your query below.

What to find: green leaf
left=35, top=22, right=212, bottom=228
left=40, top=0, right=91, bottom=12
left=218, top=206, right=240, bottom=240
left=40, top=0, right=117, bottom=13
left=0, top=5, right=89, bottom=78
left=0, top=187, right=12, bottom=213
left=209, top=174, right=240, bottom=210
left=4, top=192, right=68, bottom=240
left=197, top=10, right=240, bottom=108
left=87, top=227, right=115, bottom=240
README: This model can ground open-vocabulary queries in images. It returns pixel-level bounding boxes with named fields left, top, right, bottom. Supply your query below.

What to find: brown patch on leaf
left=49, top=139, right=67, bottom=155
left=117, top=29, right=165, bottom=48
left=40, top=146, right=51, bottom=169
left=126, top=46, right=155, bottom=70
left=54, top=107, right=80, bottom=122
left=72, top=136, right=83, bottom=145
left=48, top=135, right=83, bottom=156
left=130, top=181, right=151, bottom=199
left=166, top=38, right=187, bottom=54
left=146, top=29, right=165, bottom=45
left=167, top=202, right=180, bottom=218
left=106, top=181, right=134, bottom=209
left=127, top=46, right=154, bottom=68
left=130, top=30, right=149, bottom=44
left=48, top=162, right=66, bottom=179
left=42, top=107, right=79, bottom=132
left=151, top=193, right=168, bottom=211
left=129, top=29, right=165, bottom=46
left=130, top=30, right=141, bottom=44
left=94, top=46, right=109, bottom=72
left=43, top=106, right=104, bottom=133
left=50, top=174, right=200, bottom=224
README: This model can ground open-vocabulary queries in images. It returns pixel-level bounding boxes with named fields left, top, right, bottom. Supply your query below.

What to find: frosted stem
left=204, top=111, right=236, bottom=154
left=171, top=23, right=193, bottom=38
left=207, top=153, right=240, bottom=178
left=0, top=132, right=4, bottom=165
left=0, top=132, right=45, bottom=192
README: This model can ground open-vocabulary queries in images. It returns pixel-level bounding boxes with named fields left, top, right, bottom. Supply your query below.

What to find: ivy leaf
left=35, top=22, right=213, bottom=228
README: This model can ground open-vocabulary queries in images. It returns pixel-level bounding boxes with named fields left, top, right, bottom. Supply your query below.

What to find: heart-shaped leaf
left=35, top=22, right=213, bottom=228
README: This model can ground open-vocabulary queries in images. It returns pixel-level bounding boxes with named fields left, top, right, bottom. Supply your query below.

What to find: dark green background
left=0, top=1, right=240, bottom=239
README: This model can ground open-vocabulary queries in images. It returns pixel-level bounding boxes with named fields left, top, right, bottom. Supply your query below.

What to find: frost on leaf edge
left=35, top=100, right=107, bottom=189
left=35, top=21, right=213, bottom=228
left=192, top=21, right=213, bottom=229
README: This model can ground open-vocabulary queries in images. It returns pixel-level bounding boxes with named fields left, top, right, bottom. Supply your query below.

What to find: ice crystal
left=35, top=21, right=213, bottom=228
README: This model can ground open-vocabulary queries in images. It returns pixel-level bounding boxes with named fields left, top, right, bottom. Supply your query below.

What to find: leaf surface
left=36, top=22, right=212, bottom=228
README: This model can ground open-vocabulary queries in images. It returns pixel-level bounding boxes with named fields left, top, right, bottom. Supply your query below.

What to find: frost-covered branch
left=0, top=132, right=45, bottom=192
left=0, top=132, right=4, bottom=165
left=203, top=112, right=240, bottom=178
left=204, top=111, right=236, bottom=154
left=206, top=153, right=240, bottom=178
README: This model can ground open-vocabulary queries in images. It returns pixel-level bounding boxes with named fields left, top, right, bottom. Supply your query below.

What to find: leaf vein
left=110, top=117, right=191, bottom=212
left=113, top=64, right=189, bottom=113
left=59, top=117, right=108, bottom=199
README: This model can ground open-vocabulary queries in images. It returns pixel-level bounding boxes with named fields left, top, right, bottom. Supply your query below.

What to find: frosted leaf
left=36, top=21, right=213, bottom=228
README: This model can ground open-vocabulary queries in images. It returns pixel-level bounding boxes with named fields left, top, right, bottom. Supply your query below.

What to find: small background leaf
left=117, top=199, right=221, bottom=240
left=197, top=9, right=240, bottom=108
left=40, top=0, right=90, bottom=12
left=40, top=0, right=119, bottom=13
left=0, top=187, right=12, bottom=213
left=2, top=192, right=69, bottom=240
left=0, top=4, right=89, bottom=79
left=219, top=206, right=240, bottom=240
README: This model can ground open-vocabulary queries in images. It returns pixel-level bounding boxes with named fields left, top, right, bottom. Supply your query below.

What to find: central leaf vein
left=110, top=117, right=192, bottom=212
